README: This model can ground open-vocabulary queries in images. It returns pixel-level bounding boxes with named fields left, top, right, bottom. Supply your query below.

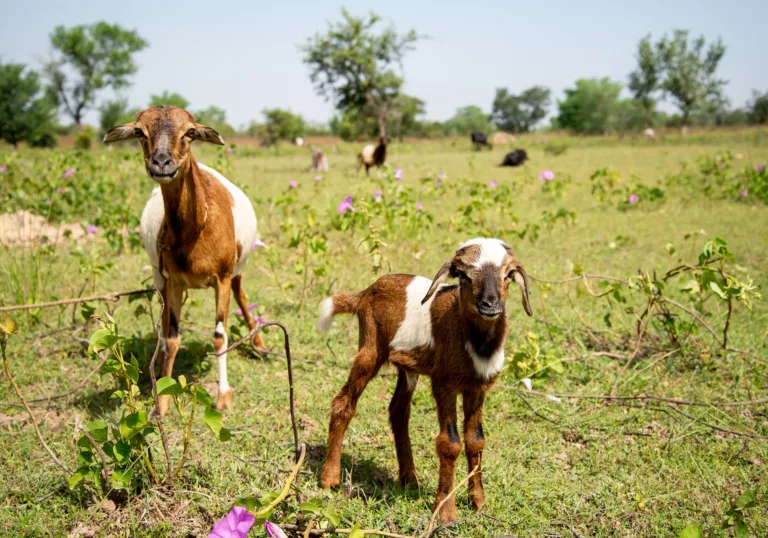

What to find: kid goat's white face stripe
left=460, top=237, right=507, bottom=268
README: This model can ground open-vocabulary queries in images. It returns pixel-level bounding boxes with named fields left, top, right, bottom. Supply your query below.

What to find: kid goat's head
left=422, top=238, right=532, bottom=319
left=103, top=106, right=225, bottom=184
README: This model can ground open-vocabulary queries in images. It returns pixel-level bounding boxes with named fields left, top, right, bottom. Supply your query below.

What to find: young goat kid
left=317, top=238, right=532, bottom=524
left=104, top=106, right=267, bottom=415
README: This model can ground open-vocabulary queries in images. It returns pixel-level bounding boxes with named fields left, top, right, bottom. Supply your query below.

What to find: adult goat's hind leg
left=231, top=274, right=267, bottom=353
left=214, top=277, right=234, bottom=410
left=321, top=347, right=383, bottom=488
left=156, top=281, right=183, bottom=416
left=389, top=369, right=418, bottom=485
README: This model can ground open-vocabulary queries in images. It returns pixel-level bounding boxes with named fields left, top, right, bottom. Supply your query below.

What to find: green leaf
left=124, top=363, right=139, bottom=384
left=192, top=385, right=213, bottom=407
left=120, top=411, right=148, bottom=440
left=100, top=359, right=122, bottom=375
left=156, top=376, right=182, bottom=396
left=113, top=440, right=131, bottom=464
left=204, top=408, right=222, bottom=435
left=323, top=506, right=341, bottom=527
left=709, top=281, right=727, bottom=299
left=677, top=524, right=702, bottom=538
left=110, top=468, right=134, bottom=490
left=348, top=525, right=364, bottom=538
left=300, top=500, right=324, bottom=515
left=85, top=419, right=109, bottom=443
left=68, top=471, right=84, bottom=490
left=178, top=375, right=187, bottom=388
left=734, top=519, right=748, bottom=538
left=235, top=496, right=261, bottom=513
left=88, top=328, right=118, bottom=354
left=572, top=263, right=584, bottom=276
left=680, top=280, right=701, bottom=294
left=219, top=427, right=232, bottom=442
left=734, top=490, right=756, bottom=509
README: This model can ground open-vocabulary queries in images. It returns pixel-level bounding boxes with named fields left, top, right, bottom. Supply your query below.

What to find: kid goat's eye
left=134, top=128, right=146, bottom=138
left=506, top=270, right=516, bottom=280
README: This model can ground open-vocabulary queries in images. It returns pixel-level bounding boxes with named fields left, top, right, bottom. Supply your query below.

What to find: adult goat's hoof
left=216, top=388, right=234, bottom=410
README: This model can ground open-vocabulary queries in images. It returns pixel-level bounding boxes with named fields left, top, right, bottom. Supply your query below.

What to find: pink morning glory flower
left=0, top=165, right=7, bottom=173
left=255, top=316, right=266, bottom=327
left=628, top=194, right=639, bottom=204
left=208, top=506, right=254, bottom=538
left=374, top=190, right=382, bottom=203
left=264, top=521, right=289, bottom=538
left=314, top=175, right=322, bottom=181
left=251, top=238, right=266, bottom=249
left=289, top=180, right=297, bottom=188
left=235, top=303, right=259, bottom=316
left=739, top=188, right=748, bottom=197
left=489, top=181, right=497, bottom=188
left=756, top=164, right=765, bottom=172
left=226, top=146, right=233, bottom=153
left=438, top=171, right=446, bottom=180
left=87, top=225, right=98, bottom=234
left=394, top=168, right=403, bottom=181
left=56, top=187, right=65, bottom=194
left=538, top=170, right=555, bottom=181
left=63, top=167, right=76, bottom=179
left=435, top=180, right=443, bottom=188
left=415, top=202, right=423, bottom=211
left=337, top=195, right=354, bottom=213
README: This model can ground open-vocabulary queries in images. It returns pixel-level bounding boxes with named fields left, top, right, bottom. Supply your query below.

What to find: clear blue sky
left=1, top=0, right=765, bottom=127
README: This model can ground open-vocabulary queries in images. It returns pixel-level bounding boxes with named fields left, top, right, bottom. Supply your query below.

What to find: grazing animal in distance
left=317, top=238, right=532, bottom=524
left=500, top=148, right=528, bottom=167
left=294, top=136, right=305, bottom=147
left=358, top=136, right=388, bottom=176
left=104, top=106, right=268, bottom=415
left=471, top=131, right=492, bottom=151
left=310, top=147, right=329, bottom=172
left=643, top=128, right=657, bottom=141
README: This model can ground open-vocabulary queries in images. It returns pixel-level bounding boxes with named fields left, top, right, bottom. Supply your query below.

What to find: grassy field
left=1, top=131, right=767, bottom=537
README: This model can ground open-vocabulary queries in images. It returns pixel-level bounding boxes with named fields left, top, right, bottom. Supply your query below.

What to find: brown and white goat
left=357, top=136, right=388, bottom=177
left=104, top=106, right=267, bottom=415
left=317, top=238, right=532, bottom=523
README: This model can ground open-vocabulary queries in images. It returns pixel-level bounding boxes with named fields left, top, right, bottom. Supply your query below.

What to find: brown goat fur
left=104, top=106, right=267, bottom=415
left=317, top=238, right=531, bottom=523
left=357, top=136, right=389, bottom=176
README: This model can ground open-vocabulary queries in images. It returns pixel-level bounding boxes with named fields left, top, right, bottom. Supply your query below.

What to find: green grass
left=1, top=134, right=767, bottom=537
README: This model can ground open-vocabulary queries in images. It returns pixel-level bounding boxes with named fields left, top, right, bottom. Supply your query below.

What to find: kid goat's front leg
left=433, top=386, right=462, bottom=524
left=462, top=387, right=486, bottom=511
left=214, top=277, right=234, bottom=410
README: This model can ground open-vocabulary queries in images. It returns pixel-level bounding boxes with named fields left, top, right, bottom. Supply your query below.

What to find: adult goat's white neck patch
left=460, top=237, right=507, bottom=268
left=391, top=276, right=438, bottom=351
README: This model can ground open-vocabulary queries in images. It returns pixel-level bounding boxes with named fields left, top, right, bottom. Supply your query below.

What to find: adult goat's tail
left=317, top=292, right=361, bottom=334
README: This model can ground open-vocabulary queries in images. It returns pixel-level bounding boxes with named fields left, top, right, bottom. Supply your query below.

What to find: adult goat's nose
left=152, top=150, right=173, bottom=167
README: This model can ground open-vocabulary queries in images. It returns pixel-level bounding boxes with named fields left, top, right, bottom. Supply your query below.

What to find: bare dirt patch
left=0, top=211, right=93, bottom=247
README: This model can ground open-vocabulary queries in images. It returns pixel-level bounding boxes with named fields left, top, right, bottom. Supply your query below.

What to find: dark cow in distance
left=471, top=132, right=492, bottom=151
left=500, top=149, right=528, bottom=167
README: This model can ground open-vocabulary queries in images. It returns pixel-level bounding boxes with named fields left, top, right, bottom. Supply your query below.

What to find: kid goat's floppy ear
left=421, top=260, right=454, bottom=305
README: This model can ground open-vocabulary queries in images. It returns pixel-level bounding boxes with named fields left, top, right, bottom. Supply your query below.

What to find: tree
left=655, top=30, right=726, bottom=126
left=302, top=9, right=421, bottom=137
left=262, top=108, right=305, bottom=146
left=557, top=78, right=623, bottom=134
left=628, top=34, right=660, bottom=126
left=747, top=90, right=768, bottom=124
left=149, top=90, right=189, bottom=109
left=98, top=98, right=137, bottom=137
left=45, top=22, right=148, bottom=126
left=491, top=86, right=551, bottom=133
left=0, top=62, right=58, bottom=147
left=444, top=106, right=494, bottom=136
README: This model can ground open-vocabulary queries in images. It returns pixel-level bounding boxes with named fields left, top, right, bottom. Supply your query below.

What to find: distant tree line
left=1, top=17, right=767, bottom=147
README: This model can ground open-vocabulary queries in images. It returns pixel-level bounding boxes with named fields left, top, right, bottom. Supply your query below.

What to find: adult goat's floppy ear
left=421, top=260, right=453, bottom=305
left=513, top=264, right=532, bottom=316
left=103, top=122, right=140, bottom=144
left=189, top=123, right=225, bottom=146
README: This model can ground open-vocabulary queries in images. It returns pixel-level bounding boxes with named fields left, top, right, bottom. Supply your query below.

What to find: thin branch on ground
left=419, top=464, right=480, bottom=538
left=80, top=426, right=109, bottom=486
left=228, top=454, right=313, bottom=476
left=279, top=524, right=411, bottom=538
left=668, top=405, right=768, bottom=440
left=528, top=274, right=627, bottom=285
left=0, top=289, right=150, bottom=313
left=552, top=521, right=585, bottom=538
left=513, top=390, right=562, bottom=426
left=514, top=389, right=768, bottom=408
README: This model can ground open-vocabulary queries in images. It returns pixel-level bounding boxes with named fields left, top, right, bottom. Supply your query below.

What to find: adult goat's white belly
left=140, top=163, right=258, bottom=289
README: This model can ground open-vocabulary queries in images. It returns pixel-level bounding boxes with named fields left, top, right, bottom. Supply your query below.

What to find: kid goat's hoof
left=216, top=388, right=234, bottom=411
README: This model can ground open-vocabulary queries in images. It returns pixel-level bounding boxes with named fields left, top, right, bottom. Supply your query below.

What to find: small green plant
left=510, top=332, right=564, bottom=379
left=722, top=490, right=757, bottom=538
left=74, top=127, right=95, bottom=150
left=543, top=142, right=568, bottom=156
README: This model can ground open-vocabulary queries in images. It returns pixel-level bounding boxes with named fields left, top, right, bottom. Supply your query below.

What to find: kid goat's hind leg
left=321, top=346, right=383, bottom=488
left=389, top=369, right=419, bottom=485
left=231, top=274, right=267, bottom=352
left=214, top=277, right=234, bottom=411
left=463, top=388, right=486, bottom=511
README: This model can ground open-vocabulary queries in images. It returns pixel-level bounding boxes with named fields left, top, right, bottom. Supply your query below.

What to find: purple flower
left=45, top=199, right=51, bottom=205
left=254, top=316, right=266, bottom=327
left=489, top=181, right=497, bottom=188
left=87, top=225, right=98, bottom=234
left=374, top=190, right=382, bottom=203
left=314, top=175, right=322, bottom=181
left=289, top=180, right=297, bottom=188
left=628, top=194, right=639, bottom=204
left=438, top=171, right=446, bottom=180
left=264, top=521, right=289, bottom=538
left=337, top=195, right=354, bottom=213
left=538, top=170, right=555, bottom=181
left=63, top=167, right=76, bottom=179
left=235, top=303, right=259, bottom=316
left=56, top=187, right=65, bottom=194
left=739, top=188, right=748, bottom=198
left=756, top=164, right=765, bottom=172
left=0, top=165, right=7, bottom=173
left=226, top=146, right=233, bottom=153
left=251, top=238, right=266, bottom=249
left=208, top=506, right=254, bottom=538
left=394, top=168, right=403, bottom=181
left=435, top=180, right=443, bottom=188
left=415, top=202, right=423, bottom=211
left=141, top=265, right=151, bottom=273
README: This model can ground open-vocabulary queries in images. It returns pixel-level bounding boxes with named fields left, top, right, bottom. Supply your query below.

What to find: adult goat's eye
left=185, top=128, right=196, bottom=138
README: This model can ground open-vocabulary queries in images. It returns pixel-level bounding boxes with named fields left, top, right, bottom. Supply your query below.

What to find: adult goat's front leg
left=433, top=387, right=461, bottom=524
left=321, top=348, right=382, bottom=488
left=463, top=388, right=486, bottom=511
left=156, top=282, right=183, bottom=416
left=231, top=274, right=268, bottom=353
left=214, top=277, right=234, bottom=411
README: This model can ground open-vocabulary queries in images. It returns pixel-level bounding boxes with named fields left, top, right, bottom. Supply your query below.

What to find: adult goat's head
left=103, top=106, right=225, bottom=184
left=421, top=238, right=532, bottom=319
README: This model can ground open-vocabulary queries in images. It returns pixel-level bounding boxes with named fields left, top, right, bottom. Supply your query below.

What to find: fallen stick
left=0, top=289, right=150, bottom=313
